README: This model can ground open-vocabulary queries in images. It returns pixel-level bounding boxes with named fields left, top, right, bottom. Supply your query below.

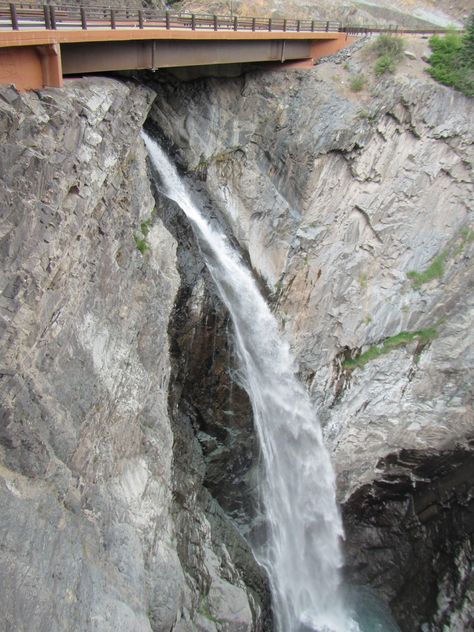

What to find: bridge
left=0, top=2, right=454, bottom=91
left=0, top=2, right=360, bottom=90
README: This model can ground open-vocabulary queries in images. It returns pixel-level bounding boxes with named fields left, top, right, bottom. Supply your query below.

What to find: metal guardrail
left=0, top=2, right=458, bottom=36
left=0, top=2, right=342, bottom=32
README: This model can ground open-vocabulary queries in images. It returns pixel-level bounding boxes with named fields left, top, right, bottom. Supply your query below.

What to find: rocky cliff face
left=1, top=35, right=473, bottom=632
left=147, top=38, right=474, bottom=631
left=0, top=78, right=268, bottom=632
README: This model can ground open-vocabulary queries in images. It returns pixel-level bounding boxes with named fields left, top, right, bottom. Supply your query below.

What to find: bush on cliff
left=427, top=13, right=474, bottom=97
left=370, top=34, right=404, bottom=76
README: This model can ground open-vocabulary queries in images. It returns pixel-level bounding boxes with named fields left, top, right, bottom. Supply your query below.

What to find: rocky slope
left=0, top=78, right=268, bottom=632
left=147, top=36, right=474, bottom=630
left=175, top=0, right=467, bottom=28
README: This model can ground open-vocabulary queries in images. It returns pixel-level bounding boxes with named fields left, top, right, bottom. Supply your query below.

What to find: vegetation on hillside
left=369, top=33, right=404, bottom=76
left=427, top=12, right=474, bottom=97
left=343, top=328, right=438, bottom=370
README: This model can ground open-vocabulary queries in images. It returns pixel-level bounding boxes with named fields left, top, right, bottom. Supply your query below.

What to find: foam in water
left=142, top=131, right=359, bottom=632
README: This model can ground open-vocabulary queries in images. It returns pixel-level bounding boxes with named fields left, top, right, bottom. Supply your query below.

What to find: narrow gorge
left=0, top=28, right=473, bottom=632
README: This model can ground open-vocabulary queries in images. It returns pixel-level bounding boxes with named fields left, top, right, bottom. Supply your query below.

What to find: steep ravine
left=146, top=41, right=474, bottom=631
left=0, top=36, right=473, bottom=632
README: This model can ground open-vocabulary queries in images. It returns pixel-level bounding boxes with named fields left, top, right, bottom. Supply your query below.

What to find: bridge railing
left=0, top=2, right=342, bottom=32
left=0, top=2, right=457, bottom=35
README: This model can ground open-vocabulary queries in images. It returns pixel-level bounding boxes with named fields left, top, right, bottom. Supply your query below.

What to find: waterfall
left=143, top=132, right=358, bottom=632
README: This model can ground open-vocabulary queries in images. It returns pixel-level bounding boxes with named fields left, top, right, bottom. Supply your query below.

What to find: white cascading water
left=143, top=132, right=359, bottom=632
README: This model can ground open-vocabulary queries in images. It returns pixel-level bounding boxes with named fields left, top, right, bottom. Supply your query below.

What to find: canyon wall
left=0, top=78, right=267, bottom=632
left=148, top=40, right=474, bottom=630
left=0, top=34, right=473, bottom=632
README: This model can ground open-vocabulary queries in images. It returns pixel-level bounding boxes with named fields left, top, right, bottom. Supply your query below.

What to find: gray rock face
left=147, top=45, right=474, bottom=630
left=0, top=78, right=267, bottom=632
left=343, top=441, right=474, bottom=631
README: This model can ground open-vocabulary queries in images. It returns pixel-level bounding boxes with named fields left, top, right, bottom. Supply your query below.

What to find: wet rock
left=343, top=441, right=474, bottom=631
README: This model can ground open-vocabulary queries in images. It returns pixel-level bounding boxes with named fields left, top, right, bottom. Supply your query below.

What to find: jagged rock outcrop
left=0, top=78, right=268, bottom=632
left=147, top=39, right=474, bottom=630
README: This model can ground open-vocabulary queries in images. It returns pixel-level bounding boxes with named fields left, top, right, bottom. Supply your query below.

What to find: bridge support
left=0, top=44, right=63, bottom=90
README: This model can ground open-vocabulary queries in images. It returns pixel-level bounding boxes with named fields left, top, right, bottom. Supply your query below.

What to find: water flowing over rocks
left=1, top=35, right=473, bottom=632
left=147, top=46, right=474, bottom=630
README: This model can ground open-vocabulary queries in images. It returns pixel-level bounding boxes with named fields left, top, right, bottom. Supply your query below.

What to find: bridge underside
left=62, top=38, right=312, bottom=73
left=0, top=33, right=354, bottom=90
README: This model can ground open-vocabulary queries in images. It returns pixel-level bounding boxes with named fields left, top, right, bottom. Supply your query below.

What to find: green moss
left=343, top=327, right=438, bottom=370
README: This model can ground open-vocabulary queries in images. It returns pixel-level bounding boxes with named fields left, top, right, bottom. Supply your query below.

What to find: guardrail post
left=252, top=17, right=256, bottom=31
left=9, top=3, right=19, bottom=30
left=110, top=9, right=116, bottom=29
left=49, top=5, right=57, bottom=30
left=325, top=20, right=329, bottom=31
left=297, top=19, right=300, bottom=32
left=213, top=14, right=217, bottom=30
left=191, top=13, right=195, bottom=30
left=268, top=17, right=272, bottom=31
left=138, top=9, right=144, bottom=29
left=80, top=7, right=87, bottom=30
left=165, top=10, right=170, bottom=29
left=43, top=4, right=51, bottom=29
left=233, top=15, right=237, bottom=31
left=283, top=18, right=287, bottom=32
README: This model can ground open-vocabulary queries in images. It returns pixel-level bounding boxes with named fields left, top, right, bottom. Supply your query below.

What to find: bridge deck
left=0, top=2, right=357, bottom=90
left=0, top=27, right=347, bottom=47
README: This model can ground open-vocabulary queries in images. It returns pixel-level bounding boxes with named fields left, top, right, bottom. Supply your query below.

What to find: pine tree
left=461, top=12, right=474, bottom=67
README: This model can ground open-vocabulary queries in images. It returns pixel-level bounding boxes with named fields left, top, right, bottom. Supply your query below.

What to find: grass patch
left=343, top=327, right=438, bottom=370
left=426, top=14, right=474, bottom=97
left=370, top=34, right=404, bottom=76
left=134, top=235, right=150, bottom=255
left=359, top=273, right=368, bottom=290
left=350, top=74, right=367, bottom=92
left=198, top=596, right=223, bottom=625
left=375, top=53, right=396, bottom=76
left=407, top=226, right=474, bottom=287
left=133, top=210, right=155, bottom=256
left=407, top=253, right=446, bottom=288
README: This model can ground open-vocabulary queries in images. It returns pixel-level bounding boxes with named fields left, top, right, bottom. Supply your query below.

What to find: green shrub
left=370, top=34, right=403, bottom=76
left=370, top=33, right=404, bottom=59
left=427, top=13, right=474, bottom=97
left=350, top=74, right=367, bottom=91
left=134, top=235, right=150, bottom=255
left=375, top=53, right=396, bottom=75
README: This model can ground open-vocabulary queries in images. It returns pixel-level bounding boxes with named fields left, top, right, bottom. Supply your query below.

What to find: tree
left=461, top=11, right=474, bottom=67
